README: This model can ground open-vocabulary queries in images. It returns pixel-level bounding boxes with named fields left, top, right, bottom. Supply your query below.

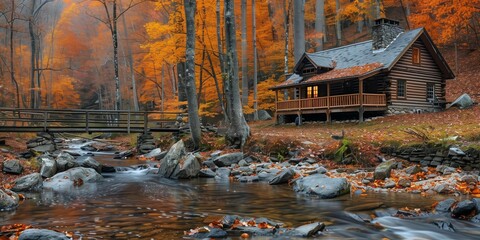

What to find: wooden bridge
left=0, top=108, right=185, bottom=134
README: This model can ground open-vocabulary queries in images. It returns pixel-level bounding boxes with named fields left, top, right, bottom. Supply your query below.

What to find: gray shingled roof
left=306, top=28, right=423, bottom=70
left=306, top=54, right=335, bottom=68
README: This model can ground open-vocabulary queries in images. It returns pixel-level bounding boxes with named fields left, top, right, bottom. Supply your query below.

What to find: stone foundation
left=387, top=106, right=440, bottom=115
left=381, top=146, right=480, bottom=170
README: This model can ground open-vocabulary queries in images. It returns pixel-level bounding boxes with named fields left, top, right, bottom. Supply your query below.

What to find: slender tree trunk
left=335, top=0, right=342, bottom=46
left=29, top=1, right=36, bottom=109
left=112, top=0, right=121, bottom=111
left=161, top=64, right=165, bottom=112
left=284, top=0, right=290, bottom=74
left=293, top=0, right=305, bottom=63
left=119, top=2, right=139, bottom=111
left=224, top=0, right=250, bottom=149
left=197, top=49, right=206, bottom=105
left=169, top=64, right=177, bottom=98
left=315, top=0, right=325, bottom=51
left=216, top=0, right=226, bottom=75
left=35, top=34, right=42, bottom=107
left=241, top=0, right=248, bottom=106
left=206, top=50, right=228, bottom=122
left=9, top=0, right=20, bottom=108
left=252, top=0, right=258, bottom=120
left=184, top=0, right=202, bottom=149
left=356, top=0, right=364, bottom=33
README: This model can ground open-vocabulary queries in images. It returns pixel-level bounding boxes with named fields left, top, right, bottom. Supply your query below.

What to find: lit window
left=397, top=80, right=406, bottom=98
left=412, top=47, right=420, bottom=64
left=427, top=83, right=434, bottom=99
left=307, top=86, right=318, bottom=98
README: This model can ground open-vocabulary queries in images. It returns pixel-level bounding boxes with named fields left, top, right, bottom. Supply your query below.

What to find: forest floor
left=249, top=105, right=480, bottom=166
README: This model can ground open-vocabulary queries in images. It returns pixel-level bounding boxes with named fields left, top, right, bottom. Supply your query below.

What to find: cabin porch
left=274, top=78, right=388, bottom=123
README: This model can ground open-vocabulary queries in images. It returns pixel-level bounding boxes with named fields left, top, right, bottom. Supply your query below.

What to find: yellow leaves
left=51, top=76, right=80, bottom=109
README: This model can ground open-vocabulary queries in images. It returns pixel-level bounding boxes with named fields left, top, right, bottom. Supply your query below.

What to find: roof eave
left=270, top=68, right=384, bottom=90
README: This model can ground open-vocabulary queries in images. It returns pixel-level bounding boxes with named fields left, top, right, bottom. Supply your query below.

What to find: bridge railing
left=0, top=108, right=186, bottom=133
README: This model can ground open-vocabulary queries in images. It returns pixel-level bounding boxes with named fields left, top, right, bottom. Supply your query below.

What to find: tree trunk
left=216, top=0, right=226, bottom=76
left=315, top=0, right=325, bottom=51
left=112, top=0, right=121, bottom=111
left=252, top=0, right=258, bottom=120
left=206, top=50, right=228, bottom=122
left=29, top=1, right=36, bottom=109
left=119, top=2, right=139, bottom=111
left=284, top=0, right=290, bottom=74
left=184, top=0, right=202, bottom=149
left=293, top=0, right=305, bottom=63
left=224, top=0, right=250, bottom=149
left=241, top=0, right=248, bottom=106
left=335, top=0, right=342, bottom=46
left=9, top=0, right=20, bottom=108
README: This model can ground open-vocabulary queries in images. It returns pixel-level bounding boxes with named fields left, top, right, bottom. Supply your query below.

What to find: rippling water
left=1, top=149, right=479, bottom=239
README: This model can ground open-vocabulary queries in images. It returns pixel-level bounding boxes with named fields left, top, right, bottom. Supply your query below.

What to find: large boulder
left=19, top=229, right=70, bottom=240
left=32, top=144, right=55, bottom=153
left=158, top=140, right=186, bottom=178
left=268, top=168, right=294, bottom=185
left=287, top=222, right=325, bottom=237
left=11, top=173, right=43, bottom=192
left=74, top=156, right=101, bottom=173
left=43, top=167, right=103, bottom=192
left=472, top=198, right=480, bottom=213
left=451, top=200, right=476, bottom=218
left=175, top=154, right=201, bottom=179
left=294, top=174, right=350, bottom=199
left=435, top=198, right=456, bottom=212
left=2, top=159, right=23, bottom=174
left=0, top=189, right=19, bottom=210
left=448, top=93, right=474, bottom=109
left=39, top=156, right=57, bottom=178
left=144, top=148, right=163, bottom=158
left=257, top=110, right=272, bottom=121
left=215, top=167, right=231, bottom=181
left=374, top=160, right=397, bottom=180
left=213, top=152, right=244, bottom=167
left=55, top=152, right=75, bottom=172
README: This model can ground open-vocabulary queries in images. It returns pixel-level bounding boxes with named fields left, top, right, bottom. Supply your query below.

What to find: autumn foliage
left=0, top=0, right=477, bottom=116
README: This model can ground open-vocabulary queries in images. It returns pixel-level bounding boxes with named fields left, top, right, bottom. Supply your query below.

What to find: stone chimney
left=372, top=18, right=403, bottom=50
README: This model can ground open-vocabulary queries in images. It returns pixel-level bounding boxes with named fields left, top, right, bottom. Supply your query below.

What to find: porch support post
left=359, top=78, right=364, bottom=122
left=275, top=90, right=279, bottom=124
left=327, top=82, right=331, bottom=123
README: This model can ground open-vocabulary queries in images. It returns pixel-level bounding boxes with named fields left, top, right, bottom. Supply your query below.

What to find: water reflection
left=1, top=153, right=479, bottom=239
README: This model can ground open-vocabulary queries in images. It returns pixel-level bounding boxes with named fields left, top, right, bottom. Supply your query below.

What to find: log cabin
left=271, top=18, right=455, bottom=124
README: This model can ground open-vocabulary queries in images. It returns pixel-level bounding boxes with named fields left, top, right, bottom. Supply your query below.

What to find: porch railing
left=276, top=93, right=386, bottom=111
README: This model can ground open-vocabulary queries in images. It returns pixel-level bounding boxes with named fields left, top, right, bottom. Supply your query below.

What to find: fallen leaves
left=0, top=224, right=31, bottom=239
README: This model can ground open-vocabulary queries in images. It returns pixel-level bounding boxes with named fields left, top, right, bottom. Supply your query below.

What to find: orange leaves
left=229, top=218, right=274, bottom=230
left=305, top=63, right=384, bottom=84
left=73, top=178, right=83, bottom=187
left=208, top=220, right=223, bottom=229
left=0, top=224, right=32, bottom=239
left=411, top=171, right=426, bottom=182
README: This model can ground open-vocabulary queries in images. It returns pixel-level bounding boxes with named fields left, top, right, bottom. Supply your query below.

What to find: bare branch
left=116, top=0, right=151, bottom=19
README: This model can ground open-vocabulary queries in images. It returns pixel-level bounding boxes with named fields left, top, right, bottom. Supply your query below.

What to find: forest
left=0, top=0, right=478, bottom=115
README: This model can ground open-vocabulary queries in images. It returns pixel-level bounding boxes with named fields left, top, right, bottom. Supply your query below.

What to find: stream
left=1, top=141, right=480, bottom=239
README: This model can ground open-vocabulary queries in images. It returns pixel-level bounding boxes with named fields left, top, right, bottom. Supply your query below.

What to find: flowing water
left=1, top=142, right=480, bottom=239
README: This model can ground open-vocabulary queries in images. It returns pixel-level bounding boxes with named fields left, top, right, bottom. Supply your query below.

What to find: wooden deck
left=276, top=93, right=387, bottom=113
left=0, top=108, right=185, bottom=133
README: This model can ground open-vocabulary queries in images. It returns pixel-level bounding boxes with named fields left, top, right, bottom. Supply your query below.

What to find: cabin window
left=427, top=83, right=434, bottom=100
left=412, top=47, right=421, bottom=64
left=307, top=86, right=318, bottom=98
left=397, top=80, right=406, bottom=98
left=302, top=68, right=315, bottom=75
